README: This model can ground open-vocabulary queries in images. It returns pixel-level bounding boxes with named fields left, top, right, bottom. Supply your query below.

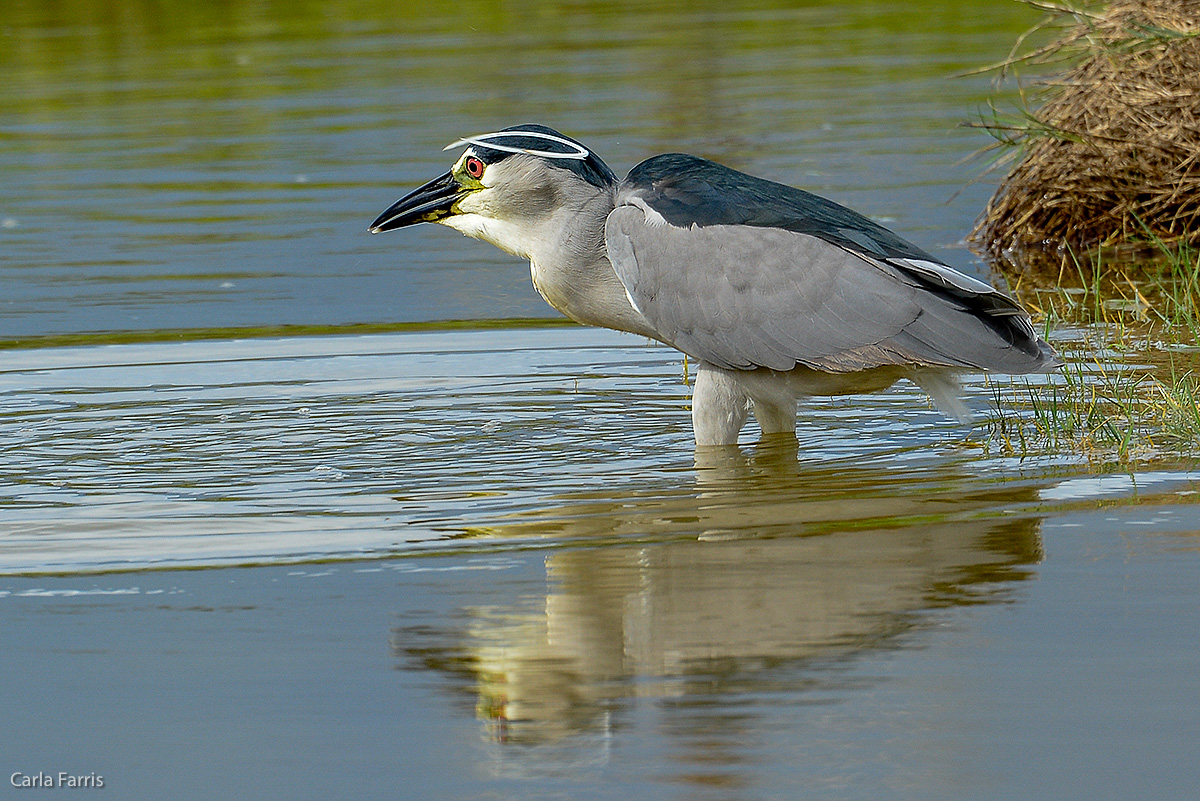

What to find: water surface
left=2, top=3, right=1198, bottom=799
left=4, top=326, right=1196, bottom=575
left=3, top=0, right=1035, bottom=340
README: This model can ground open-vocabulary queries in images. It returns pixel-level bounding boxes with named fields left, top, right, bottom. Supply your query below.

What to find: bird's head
left=368, top=124, right=617, bottom=258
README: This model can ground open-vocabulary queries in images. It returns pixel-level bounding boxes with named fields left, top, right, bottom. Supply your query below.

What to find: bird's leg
left=750, top=397, right=797, bottom=439
left=691, top=362, right=751, bottom=447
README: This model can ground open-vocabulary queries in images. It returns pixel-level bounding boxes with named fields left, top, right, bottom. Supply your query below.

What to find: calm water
left=4, top=0, right=1033, bottom=340
left=2, top=2, right=1199, bottom=799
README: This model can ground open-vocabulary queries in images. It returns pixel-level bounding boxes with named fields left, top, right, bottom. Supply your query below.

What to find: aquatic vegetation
left=983, top=350, right=1200, bottom=464
left=971, top=0, right=1200, bottom=464
left=984, top=241, right=1200, bottom=463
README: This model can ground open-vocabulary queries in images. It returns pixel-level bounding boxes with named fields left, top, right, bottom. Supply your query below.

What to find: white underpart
left=907, top=371, right=972, bottom=424
left=691, top=361, right=971, bottom=446
left=441, top=210, right=538, bottom=260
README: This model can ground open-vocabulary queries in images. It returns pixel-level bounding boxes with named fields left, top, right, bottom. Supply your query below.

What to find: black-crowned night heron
left=369, top=124, right=1058, bottom=447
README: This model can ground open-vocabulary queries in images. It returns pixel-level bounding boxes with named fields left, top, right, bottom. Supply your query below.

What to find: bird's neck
left=442, top=182, right=657, bottom=339
left=527, top=193, right=658, bottom=339
left=530, top=252, right=645, bottom=336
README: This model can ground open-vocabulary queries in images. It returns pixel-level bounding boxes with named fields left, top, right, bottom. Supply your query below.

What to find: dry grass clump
left=970, top=0, right=1200, bottom=271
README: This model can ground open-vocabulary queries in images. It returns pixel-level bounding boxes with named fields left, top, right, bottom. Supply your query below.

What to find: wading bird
left=369, top=124, right=1057, bottom=446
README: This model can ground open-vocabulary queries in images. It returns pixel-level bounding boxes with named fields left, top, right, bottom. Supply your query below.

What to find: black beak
left=368, top=171, right=468, bottom=233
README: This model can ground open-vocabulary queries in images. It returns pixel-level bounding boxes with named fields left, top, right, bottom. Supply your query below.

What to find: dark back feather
left=624, top=154, right=934, bottom=262
left=616, top=154, right=1059, bottom=372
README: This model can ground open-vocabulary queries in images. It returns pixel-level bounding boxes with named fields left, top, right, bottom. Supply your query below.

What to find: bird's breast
left=529, top=254, right=657, bottom=339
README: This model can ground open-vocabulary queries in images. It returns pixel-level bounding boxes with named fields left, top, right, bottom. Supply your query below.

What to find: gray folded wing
left=605, top=204, right=1051, bottom=374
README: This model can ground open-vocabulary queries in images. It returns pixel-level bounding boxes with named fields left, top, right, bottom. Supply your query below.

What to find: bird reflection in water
left=392, top=444, right=1044, bottom=759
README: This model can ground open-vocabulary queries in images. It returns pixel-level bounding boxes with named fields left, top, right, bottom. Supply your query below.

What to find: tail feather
left=909, top=370, right=972, bottom=424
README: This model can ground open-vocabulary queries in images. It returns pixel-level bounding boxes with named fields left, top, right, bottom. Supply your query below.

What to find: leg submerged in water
left=691, top=363, right=751, bottom=447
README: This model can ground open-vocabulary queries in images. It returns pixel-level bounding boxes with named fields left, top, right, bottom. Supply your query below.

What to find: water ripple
left=2, top=328, right=1197, bottom=574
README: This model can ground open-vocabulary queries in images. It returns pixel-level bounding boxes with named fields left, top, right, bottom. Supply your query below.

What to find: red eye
left=465, top=156, right=485, bottom=179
